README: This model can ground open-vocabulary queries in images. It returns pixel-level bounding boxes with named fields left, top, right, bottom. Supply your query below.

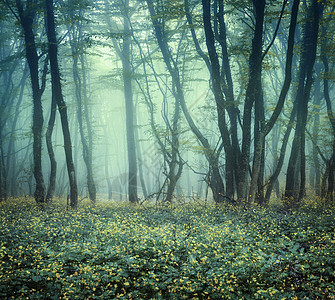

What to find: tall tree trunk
left=129, top=8, right=184, bottom=202
left=186, top=0, right=239, bottom=198
left=133, top=106, right=148, bottom=199
left=321, top=24, right=335, bottom=203
left=238, top=0, right=265, bottom=202
left=121, top=0, right=138, bottom=203
left=310, top=73, right=321, bottom=195
left=79, top=53, right=96, bottom=202
left=67, top=7, right=96, bottom=202
left=146, top=0, right=226, bottom=203
left=202, top=0, right=235, bottom=199
left=285, top=0, right=323, bottom=203
left=45, top=77, right=57, bottom=202
left=164, top=91, right=183, bottom=203
left=16, top=0, right=46, bottom=203
left=2, top=63, right=29, bottom=199
left=45, top=0, right=78, bottom=208
left=250, top=0, right=299, bottom=204
left=72, top=51, right=96, bottom=202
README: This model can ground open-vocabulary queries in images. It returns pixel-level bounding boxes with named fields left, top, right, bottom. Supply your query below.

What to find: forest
left=0, top=0, right=335, bottom=299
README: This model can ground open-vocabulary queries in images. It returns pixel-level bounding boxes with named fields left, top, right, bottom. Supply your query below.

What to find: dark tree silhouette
left=45, top=0, right=78, bottom=208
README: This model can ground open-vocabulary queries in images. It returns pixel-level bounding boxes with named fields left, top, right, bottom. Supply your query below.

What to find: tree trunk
left=121, top=1, right=138, bottom=203
left=202, top=0, right=235, bottom=199
left=16, top=0, right=46, bottom=203
left=321, top=24, right=335, bottom=203
left=239, top=0, right=265, bottom=203
left=255, top=0, right=300, bottom=203
left=0, top=136, right=5, bottom=201
left=45, top=79, right=57, bottom=202
left=285, top=0, right=323, bottom=203
left=310, top=74, right=321, bottom=195
left=146, top=0, right=226, bottom=203
left=45, top=0, right=78, bottom=208
left=67, top=7, right=96, bottom=202
left=72, top=51, right=96, bottom=202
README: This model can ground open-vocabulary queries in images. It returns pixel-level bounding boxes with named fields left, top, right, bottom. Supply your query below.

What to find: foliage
left=0, top=198, right=334, bottom=299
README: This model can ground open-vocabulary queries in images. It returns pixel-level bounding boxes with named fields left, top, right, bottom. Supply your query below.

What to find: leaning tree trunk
left=202, top=0, right=235, bottom=199
left=67, top=9, right=96, bottom=202
left=16, top=0, right=46, bottom=203
left=45, top=0, right=78, bottom=208
left=146, top=0, right=226, bottom=203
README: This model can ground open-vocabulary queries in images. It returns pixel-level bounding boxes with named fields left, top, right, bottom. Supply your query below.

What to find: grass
left=0, top=197, right=334, bottom=299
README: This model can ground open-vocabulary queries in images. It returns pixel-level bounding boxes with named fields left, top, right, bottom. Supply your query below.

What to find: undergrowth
left=0, top=197, right=334, bottom=299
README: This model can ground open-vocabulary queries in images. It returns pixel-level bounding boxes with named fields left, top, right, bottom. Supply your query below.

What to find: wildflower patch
left=0, top=198, right=334, bottom=299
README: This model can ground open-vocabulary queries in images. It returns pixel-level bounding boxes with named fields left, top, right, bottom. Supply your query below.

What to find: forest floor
left=0, top=197, right=334, bottom=299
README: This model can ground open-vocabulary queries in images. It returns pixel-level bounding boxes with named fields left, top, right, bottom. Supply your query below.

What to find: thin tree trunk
left=250, top=0, right=299, bottom=204
left=16, top=0, right=46, bottom=203
left=133, top=108, right=148, bottom=199
left=79, top=53, right=96, bottom=202
left=321, top=24, right=335, bottom=203
left=67, top=9, right=96, bottom=202
left=121, top=1, right=138, bottom=203
left=146, top=0, right=226, bottom=203
left=285, top=0, right=323, bottom=203
left=45, top=76, right=57, bottom=202
left=237, top=0, right=265, bottom=202
left=310, top=74, right=321, bottom=195
left=202, top=0, right=235, bottom=199
left=45, top=0, right=78, bottom=208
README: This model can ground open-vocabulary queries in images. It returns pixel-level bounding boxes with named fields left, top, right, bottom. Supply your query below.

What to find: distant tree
left=66, top=1, right=96, bottom=203
left=105, top=0, right=138, bottom=203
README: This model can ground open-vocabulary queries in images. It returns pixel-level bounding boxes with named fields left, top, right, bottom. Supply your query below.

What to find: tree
left=45, top=0, right=78, bottom=208
left=105, top=0, right=138, bottom=203
left=146, top=0, right=228, bottom=203
left=14, top=0, right=47, bottom=203
left=201, top=0, right=236, bottom=199
left=284, top=0, right=323, bottom=203
left=320, top=20, right=335, bottom=202
left=67, top=1, right=96, bottom=202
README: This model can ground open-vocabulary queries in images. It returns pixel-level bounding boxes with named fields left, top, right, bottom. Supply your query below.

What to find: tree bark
left=238, top=0, right=265, bottom=202
left=146, top=0, right=226, bottom=203
left=202, top=0, right=235, bottom=199
left=45, top=0, right=78, bottom=208
left=320, top=24, right=335, bottom=203
left=16, top=0, right=46, bottom=203
left=250, top=0, right=299, bottom=204
left=121, top=0, right=138, bottom=203
left=285, top=0, right=323, bottom=203
left=45, top=75, right=57, bottom=202
left=70, top=36, right=96, bottom=202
